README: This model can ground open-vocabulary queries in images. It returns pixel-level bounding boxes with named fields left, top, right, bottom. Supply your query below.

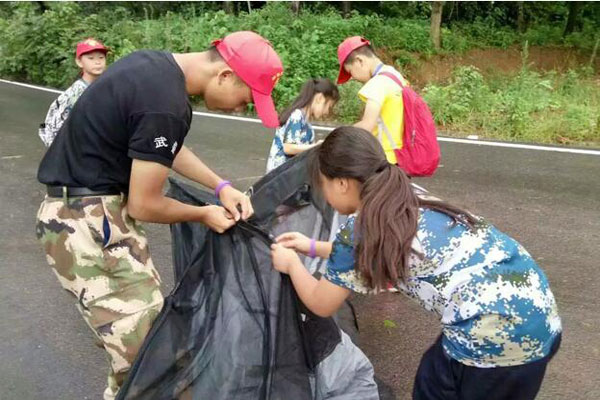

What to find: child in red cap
left=38, top=37, right=108, bottom=147
left=336, top=36, right=408, bottom=165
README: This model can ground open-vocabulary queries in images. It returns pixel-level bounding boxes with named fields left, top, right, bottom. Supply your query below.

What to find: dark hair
left=207, top=46, right=224, bottom=62
left=279, top=78, right=340, bottom=126
left=313, top=126, right=479, bottom=291
left=206, top=46, right=245, bottom=86
left=344, top=44, right=377, bottom=66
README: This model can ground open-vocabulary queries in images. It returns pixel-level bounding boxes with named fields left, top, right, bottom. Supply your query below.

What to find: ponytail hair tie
left=376, top=162, right=390, bottom=173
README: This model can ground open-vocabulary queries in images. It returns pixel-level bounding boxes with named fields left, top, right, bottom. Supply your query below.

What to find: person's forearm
left=128, top=195, right=210, bottom=224
left=315, top=241, right=333, bottom=259
left=286, top=260, right=345, bottom=317
left=354, top=99, right=381, bottom=132
left=287, top=258, right=323, bottom=312
left=283, top=143, right=317, bottom=156
left=172, top=145, right=223, bottom=189
left=353, top=120, right=376, bottom=132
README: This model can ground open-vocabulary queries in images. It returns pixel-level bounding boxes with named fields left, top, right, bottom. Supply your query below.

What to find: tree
left=517, top=1, right=526, bottom=33
left=430, top=2, right=444, bottom=51
left=563, top=1, right=583, bottom=37
left=36, top=1, right=48, bottom=13
left=342, top=1, right=351, bottom=18
left=223, top=1, right=234, bottom=15
left=291, top=1, right=300, bottom=16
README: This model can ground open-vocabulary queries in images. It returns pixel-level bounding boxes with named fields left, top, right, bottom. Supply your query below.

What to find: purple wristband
left=215, top=180, right=232, bottom=198
left=309, top=239, right=317, bottom=258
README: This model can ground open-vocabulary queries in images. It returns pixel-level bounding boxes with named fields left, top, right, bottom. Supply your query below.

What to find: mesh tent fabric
left=116, top=151, right=379, bottom=400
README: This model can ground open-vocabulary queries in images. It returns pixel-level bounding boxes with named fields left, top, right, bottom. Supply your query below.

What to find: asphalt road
left=1, top=81, right=599, bottom=399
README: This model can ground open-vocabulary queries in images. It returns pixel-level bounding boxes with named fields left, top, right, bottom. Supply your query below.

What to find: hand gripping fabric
left=116, top=150, right=380, bottom=400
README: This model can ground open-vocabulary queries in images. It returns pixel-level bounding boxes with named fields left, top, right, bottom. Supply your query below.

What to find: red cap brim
left=337, top=65, right=351, bottom=84
left=77, top=45, right=109, bottom=58
left=252, top=90, right=279, bottom=128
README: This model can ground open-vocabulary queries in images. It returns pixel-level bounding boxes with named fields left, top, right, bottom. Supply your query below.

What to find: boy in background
left=337, top=36, right=408, bottom=164
left=39, top=37, right=108, bottom=147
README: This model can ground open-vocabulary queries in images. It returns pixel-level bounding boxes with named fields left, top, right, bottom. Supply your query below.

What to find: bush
left=0, top=2, right=598, bottom=145
left=423, top=66, right=493, bottom=125
left=424, top=64, right=600, bottom=144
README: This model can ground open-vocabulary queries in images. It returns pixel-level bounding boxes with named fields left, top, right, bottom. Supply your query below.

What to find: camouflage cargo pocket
left=36, top=195, right=163, bottom=329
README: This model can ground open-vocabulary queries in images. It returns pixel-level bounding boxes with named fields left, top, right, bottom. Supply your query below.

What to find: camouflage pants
left=36, top=194, right=164, bottom=400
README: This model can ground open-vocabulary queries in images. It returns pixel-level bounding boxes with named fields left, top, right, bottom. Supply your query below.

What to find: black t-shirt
left=38, top=50, right=192, bottom=193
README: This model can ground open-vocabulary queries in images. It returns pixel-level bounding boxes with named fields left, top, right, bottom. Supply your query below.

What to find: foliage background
left=1, top=1, right=598, bottom=145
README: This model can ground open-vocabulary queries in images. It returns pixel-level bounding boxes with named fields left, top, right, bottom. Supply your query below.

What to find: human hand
left=219, top=185, right=254, bottom=221
left=270, top=243, right=302, bottom=275
left=276, top=232, right=311, bottom=255
left=201, top=205, right=236, bottom=233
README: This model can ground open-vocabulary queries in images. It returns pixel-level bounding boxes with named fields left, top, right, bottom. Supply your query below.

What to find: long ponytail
left=315, top=126, right=480, bottom=291
left=357, top=164, right=419, bottom=289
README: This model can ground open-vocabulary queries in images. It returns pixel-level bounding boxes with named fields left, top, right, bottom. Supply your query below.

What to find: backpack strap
left=375, top=70, right=404, bottom=151
left=377, top=117, right=399, bottom=150
left=378, top=71, right=405, bottom=88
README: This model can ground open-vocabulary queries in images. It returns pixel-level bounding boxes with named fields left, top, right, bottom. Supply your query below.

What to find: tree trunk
left=517, top=1, right=525, bottom=33
left=430, top=2, right=444, bottom=51
left=563, top=1, right=583, bottom=37
left=342, top=1, right=351, bottom=18
left=590, top=38, right=600, bottom=69
left=36, top=1, right=48, bottom=12
left=291, top=1, right=300, bottom=16
left=223, top=1, right=234, bottom=15
left=447, top=1, right=455, bottom=22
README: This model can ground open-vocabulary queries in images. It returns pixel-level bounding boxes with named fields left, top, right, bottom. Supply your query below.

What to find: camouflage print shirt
left=38, top=78, right=89, bottom=147
left=266, top=109, right=315, bottom=173
left=324, top=210, right=562, bottom=368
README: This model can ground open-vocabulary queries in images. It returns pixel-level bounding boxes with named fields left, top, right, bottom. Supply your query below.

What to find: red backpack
left=377, top=71, right=440, bottom=177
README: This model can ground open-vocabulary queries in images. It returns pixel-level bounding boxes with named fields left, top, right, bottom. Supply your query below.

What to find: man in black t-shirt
left=35, top=31, right=283, bottom=400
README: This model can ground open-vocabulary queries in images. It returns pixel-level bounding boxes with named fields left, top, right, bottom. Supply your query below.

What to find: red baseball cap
left=76, top=38, right=108, bottom=58
left=212, top=31, right=284, bottom=128
left=336, top=36, right=371, bottom=84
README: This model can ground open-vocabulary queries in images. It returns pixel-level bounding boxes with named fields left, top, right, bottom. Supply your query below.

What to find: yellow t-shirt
left=358, top=65, right=407, bottom=164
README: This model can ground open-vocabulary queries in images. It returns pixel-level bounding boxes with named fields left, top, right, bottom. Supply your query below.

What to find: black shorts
left=413, top=334, right=562, bottom=400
